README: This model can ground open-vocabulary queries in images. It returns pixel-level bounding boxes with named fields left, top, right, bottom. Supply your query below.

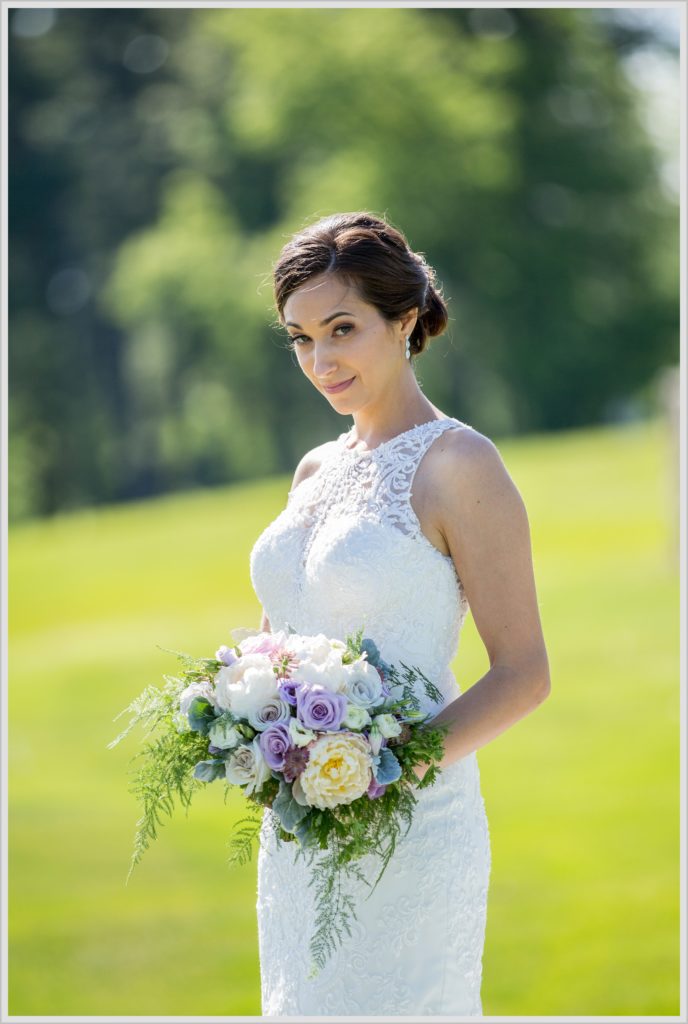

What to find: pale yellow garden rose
left=299, top=732, right=373, bottom=810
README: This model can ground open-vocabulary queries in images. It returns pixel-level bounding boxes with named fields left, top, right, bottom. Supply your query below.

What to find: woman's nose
left=312, top=344, right=338, bottom=378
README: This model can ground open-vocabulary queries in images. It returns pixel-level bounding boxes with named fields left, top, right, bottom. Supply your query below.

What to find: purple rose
left=278, top=678, right=302, bottom=707
left=258, top=722, right=293, bottom=771
left=296, top=684, right=348, bottom=732
left=216, top=644, right=238, bottom=667
left=367, top=776, right=387, bottom=800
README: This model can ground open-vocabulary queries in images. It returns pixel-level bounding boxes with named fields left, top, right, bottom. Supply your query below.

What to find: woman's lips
left=323, top=376, right=355, bottom=393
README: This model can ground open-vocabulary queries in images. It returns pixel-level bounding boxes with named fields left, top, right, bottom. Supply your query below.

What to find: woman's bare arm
left=417, top=429, right=551, bottom=776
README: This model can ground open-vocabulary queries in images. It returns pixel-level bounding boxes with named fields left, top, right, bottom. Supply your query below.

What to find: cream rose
left=299, top=732, right=373, bottom=810
left=224, top=738, right=272, bottom=796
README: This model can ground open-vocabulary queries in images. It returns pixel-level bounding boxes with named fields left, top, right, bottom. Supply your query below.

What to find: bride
left=249, top=211, right=551, bottom=1016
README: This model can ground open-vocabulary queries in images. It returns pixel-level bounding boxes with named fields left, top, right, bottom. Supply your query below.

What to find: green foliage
left=226, top=811, right=265, bottom=869
left=8, top=8, right=679, bottom=520
left=123, top=726, right=208, bottom=884
left=108, top=668, right=209, bottom=882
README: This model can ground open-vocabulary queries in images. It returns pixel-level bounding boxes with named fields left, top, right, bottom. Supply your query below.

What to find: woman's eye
left=287, top=323, right=353, bottom=349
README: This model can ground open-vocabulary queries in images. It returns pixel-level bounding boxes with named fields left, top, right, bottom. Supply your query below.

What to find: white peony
left=342, top=659, right=384, bottom=708
left=341, top=703, right=372, bottom=731
left=299, top=732, right=373, bottom=810
left=225, top=738, right=272, bottom=796
left=294, top=652, right=347, bottom=694
left=215, top=660, right=278, bottom=715
left=285, top=632, right=346, bottom=663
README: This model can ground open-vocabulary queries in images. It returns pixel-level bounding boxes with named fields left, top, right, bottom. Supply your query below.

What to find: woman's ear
left=399, top=307, right=419, bottom=339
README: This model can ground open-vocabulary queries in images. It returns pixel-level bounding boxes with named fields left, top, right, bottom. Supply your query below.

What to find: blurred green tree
left=9, top=7, right=679, bottom=520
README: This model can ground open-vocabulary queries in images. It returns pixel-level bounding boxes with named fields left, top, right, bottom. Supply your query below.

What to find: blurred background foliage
left=8, top=5, right=680, bottom=521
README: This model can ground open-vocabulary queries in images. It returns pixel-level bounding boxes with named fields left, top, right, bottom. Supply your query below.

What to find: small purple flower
left=367, top=776, right=387, bottom=800
left=278, top=678, right=303, bottom=707
left=258, top=722, right=293, bottom=771
left=216, top=645, right=238, bottom=667
left=296, top=684, right=348, bottom=732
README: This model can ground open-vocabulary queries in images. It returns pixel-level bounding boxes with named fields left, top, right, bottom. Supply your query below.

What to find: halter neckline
left=338, top=417, right=459, bottom=458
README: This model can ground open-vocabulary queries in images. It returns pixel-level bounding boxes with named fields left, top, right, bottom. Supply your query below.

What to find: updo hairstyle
left=272, top=212, right=448, bottom=358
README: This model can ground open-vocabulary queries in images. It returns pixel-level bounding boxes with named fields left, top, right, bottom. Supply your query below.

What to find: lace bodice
left=249, top=416, right=472, bottom=715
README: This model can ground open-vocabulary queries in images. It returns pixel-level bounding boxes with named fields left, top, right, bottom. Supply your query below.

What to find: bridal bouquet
left=109, top=625, right=449, bottom=974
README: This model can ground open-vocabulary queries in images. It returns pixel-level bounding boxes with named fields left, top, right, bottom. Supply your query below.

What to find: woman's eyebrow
left=285, top=310, right=356, bottom=329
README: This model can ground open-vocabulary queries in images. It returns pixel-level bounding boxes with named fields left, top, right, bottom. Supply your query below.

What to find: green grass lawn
left=8, top=418, right=681, bottom=1016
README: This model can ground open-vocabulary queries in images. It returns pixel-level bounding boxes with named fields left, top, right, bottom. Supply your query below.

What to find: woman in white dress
left=249, top=211, right=551, bottom=1016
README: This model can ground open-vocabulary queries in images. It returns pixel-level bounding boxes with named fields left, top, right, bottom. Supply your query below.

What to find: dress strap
left=371, top=418, right=470, bottom=540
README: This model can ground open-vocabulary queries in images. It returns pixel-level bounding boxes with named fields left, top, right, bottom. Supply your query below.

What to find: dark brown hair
left=272, top=211, right=448, bottom=358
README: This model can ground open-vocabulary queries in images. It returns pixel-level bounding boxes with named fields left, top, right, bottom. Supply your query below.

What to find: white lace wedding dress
left=249, top=417, right=492, bottom=1016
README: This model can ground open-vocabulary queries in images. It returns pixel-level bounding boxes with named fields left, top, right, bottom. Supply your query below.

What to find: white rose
left=249, top=697, right=292, bottom=732
left=373, top=713, right=403, bottom=739
left=342, top=659, right=384, bottom=708
left=299, top=732, right=372, bottom=810
left=208, top=717, right=241, bottom=750
left=341, top=703, right=372, bottom=731
left=179, top=680, right=216, bottom=716
left=289, top=718, right=316, bottom=748
left=225, top=738, right=272, bottom=796
left=215, top=661, right=279, bottom=716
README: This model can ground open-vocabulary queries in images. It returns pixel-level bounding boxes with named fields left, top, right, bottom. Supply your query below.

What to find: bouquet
left=109, top=625, right=449, bottom=975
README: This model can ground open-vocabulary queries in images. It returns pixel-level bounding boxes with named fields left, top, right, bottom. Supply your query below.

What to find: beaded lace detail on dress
left=249, top=416, right=491, bottom=1016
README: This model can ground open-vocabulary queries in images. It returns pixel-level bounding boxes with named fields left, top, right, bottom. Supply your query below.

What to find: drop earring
left=405, top=336, right=411, bottom=360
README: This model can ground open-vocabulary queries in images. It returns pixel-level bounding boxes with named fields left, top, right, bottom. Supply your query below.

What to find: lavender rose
left=296, top=684, right=348, bottom=732
left=258, top=722, right=293, bottom=771
left=251, top=697, right=292, bottom=732
left=277, top=678, right=302, bottom=707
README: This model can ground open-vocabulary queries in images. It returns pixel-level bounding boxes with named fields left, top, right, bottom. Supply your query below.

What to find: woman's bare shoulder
left=290, top=437, right=341, bottom=489
left=427, top=422, right=518, bottom=510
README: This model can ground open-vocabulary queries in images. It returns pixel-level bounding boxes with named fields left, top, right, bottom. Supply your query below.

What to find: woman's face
left=282, top=273, right=410, bottom=411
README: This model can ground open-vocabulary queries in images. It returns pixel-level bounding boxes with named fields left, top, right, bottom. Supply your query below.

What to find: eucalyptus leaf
left=273, top=780, right=311, bottom=833
left=187, top=696, right=216, bottom=735
left=193, top=759, right=226, bottom=783
left=360, top=638, right=380, bottom=665
left=372, top=746, right=402, bottom=785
